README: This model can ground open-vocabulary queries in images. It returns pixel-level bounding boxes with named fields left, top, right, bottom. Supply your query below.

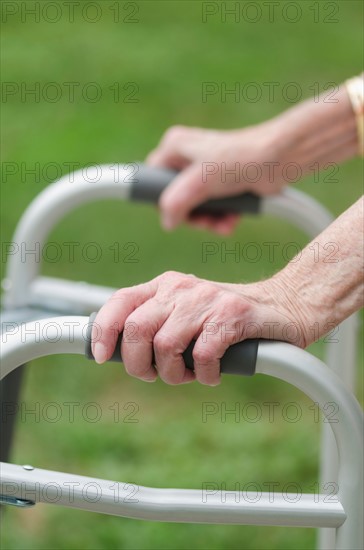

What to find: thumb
left=159, top=163, right=207, bottom=230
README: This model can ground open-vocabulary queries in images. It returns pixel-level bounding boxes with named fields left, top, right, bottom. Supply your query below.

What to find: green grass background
left=1, top=1, right=363, bottom=549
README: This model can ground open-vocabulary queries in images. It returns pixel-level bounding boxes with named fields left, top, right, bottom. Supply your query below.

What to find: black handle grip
left=86, top=313, right=258, bottom=376
left=130, top=164, right=261, bottom=216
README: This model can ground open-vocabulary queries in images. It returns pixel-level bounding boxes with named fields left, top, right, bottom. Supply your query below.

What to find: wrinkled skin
left=92, top=271, right=308, bottom=386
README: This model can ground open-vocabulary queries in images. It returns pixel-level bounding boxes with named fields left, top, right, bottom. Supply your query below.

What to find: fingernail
left=94, top=342, right=108, bottom=364
left=182, top=371, right=195, bottom=384
left=143, top=377, right=157, bottom=383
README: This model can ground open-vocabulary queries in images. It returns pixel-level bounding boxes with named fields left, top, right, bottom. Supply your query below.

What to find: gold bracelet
left=345, top=74, right=364, bottom=157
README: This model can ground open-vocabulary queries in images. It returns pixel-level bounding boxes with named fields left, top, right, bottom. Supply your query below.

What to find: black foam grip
left=130, top=164, right=261, bottom=216
left=86, top=313, right=258, bottom=377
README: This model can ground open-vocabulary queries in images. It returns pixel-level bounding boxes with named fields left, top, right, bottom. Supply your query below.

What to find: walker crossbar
left=3, top=163, right=335, bottom=311
left=0, top=463, right=346, bottom=528
left=0, top=317, right=362, bottom=549
left=1, top=164, right=360, bottom=550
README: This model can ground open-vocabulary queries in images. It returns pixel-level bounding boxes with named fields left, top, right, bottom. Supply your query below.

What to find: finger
left=146, top=125, right=201, bottom=170
left=121, top=299, right=172, bottom=383
left=159, top=163, right=207, bottom=230
left=192, top=329, right=231, bottom=386
left=146, top=148, right=188, bottom=170
left=153, top=314, right=197, bottom=385
left=146, top=126, right=194, bottom=169
left=92, top=280, right=158, bottom=364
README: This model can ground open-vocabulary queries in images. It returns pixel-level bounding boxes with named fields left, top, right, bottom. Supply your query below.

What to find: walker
left=1, top=165, right=362, bottom=549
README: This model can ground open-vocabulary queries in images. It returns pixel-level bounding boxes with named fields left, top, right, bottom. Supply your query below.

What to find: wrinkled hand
left=92, top=271, right=308, bottom=386
left=147, top=123, right=284, bottom=233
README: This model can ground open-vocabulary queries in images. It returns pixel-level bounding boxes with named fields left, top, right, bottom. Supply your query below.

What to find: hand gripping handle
left=130, top=164, right=261, bottom=216
left=85, top=313, right=258, bottom=376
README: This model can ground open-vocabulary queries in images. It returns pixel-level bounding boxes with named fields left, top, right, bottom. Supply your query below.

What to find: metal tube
left=0, top=318, right=362, bottom=547
left=262, top=188, right=333, bottom=236
left=3, top=165, right=133, bottom=309
left=3, top=176, right=335, bottom=309
left=2, top=168, right=360, bottom=548
left=0, top=462, right=346, bottom=528
left=256, top=342, right=364, bottom=550
left=0, top=307, right=65, bottom=464
left=263, top=189, right=360, bottom=550
left=0, top=316, right=87, bottom=379
left=27, top=277, right=116, bottom=314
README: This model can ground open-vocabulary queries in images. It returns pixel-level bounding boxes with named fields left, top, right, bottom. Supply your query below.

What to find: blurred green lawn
left=1, top=1, right=363, bottom=549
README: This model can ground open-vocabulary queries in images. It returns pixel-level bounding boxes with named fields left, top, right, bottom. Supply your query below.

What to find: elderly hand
left=147, top=85, right=358, bottom=233
left=147, top=123, right=285, bottom=233
left=91, top=194, right=364, bottom=387
left=91, top=271, right=308, bottom=386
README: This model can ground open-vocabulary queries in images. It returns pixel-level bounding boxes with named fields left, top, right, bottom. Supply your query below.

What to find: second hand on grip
left=129, top=164, right=261, bottom=216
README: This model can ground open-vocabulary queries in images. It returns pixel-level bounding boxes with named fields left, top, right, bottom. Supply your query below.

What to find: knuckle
left=124, top=316, right=149, bottom=342
left=192, top=346, right=215, bottom=365
left=160, top=269, right=181, bottom=280
left=110, top=287, right=129, bottom=302
left=154, top=332, right=178, bottom=355
left=199, top=282, right=219, bottom=299
left=164, top=125, right=186, bottom=141
left=158, top=270, right=197, bottom=290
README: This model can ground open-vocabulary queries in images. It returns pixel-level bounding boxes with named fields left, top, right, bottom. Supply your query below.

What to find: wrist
left=237, top=278, right=312, bottom=348
left=268, top=268, right=333, bottom=347
left=265, top=84, right=358, bottom=173
left=236, top=198, right=363, bottom=348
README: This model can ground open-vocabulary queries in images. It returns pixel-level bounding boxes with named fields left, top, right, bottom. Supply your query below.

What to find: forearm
left=267, top=83, right=359, bottom=174
left=270, top=196, right=364, bottom=346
